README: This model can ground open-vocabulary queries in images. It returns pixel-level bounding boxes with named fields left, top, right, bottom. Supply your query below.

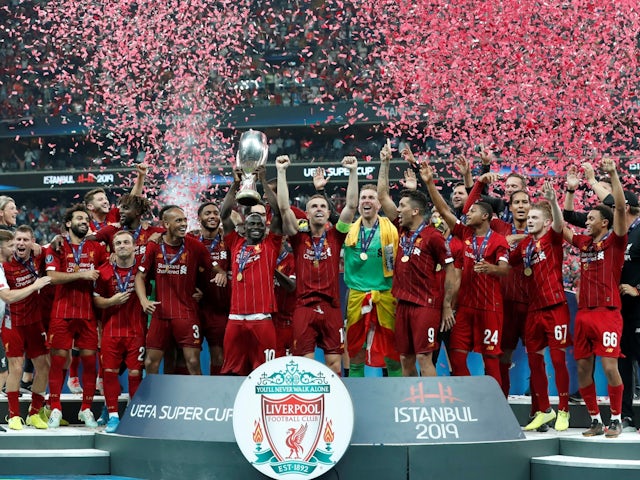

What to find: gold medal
left=583, top=263, right=588, bottom=270
left=435, top=264, right=442, bottom=272
left=523, top=267, right=533, bottom=277
left=236, top=273, right=243, bottom=281
left=360, top=252, right=368, bottom=261
left=401, top=255, right=409, bottom=263
left=313, top=260, right=320, bottom=267
left=73, top=265, right=80, bottom=272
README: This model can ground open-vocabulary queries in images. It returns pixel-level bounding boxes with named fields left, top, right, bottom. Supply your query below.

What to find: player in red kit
left=423, top=163, right=510, bottom=388
left=135, top=206, right=213, bottom=376
left=277, top=154, right=359, bottom=374
left=1, top=227, right=52, bottom=430
left=511, top=182, right=572, bottom=432
left=191, top=201, right=231, bottom=375
left=565, top=158, right=627, bottom=438
left=94, top=230, right=146, bottom=433
left=45, top=205, right=109, bottom=428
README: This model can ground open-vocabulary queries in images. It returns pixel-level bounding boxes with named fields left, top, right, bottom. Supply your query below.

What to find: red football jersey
left=190, top=232, right=231, bottom=314
left=571, top=231, right=627, bottom=309
left=392, top=223, right=453, bottom=308
left=95, top=258, right=146, bottom=337
left=491, top=218, right=528, bottom=304
left=139, top=236, right=212, bottom=320
left=289, top=227, right=346, bottom=308
left=453, top=222, right=510, bottom=312
left=45, top=239, right=108, bottom=320
left=225, top=230, right=281, bottom=315
left=2, top=253, right=46, bottom=326
left=95, top=224, right=164, bottom=256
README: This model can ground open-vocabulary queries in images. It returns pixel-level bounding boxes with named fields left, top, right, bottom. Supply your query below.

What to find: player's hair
left=84, top=188, right=106, bottom=204
left=244, top=200, right=266, bottom=217
left=306, top=194, right=328, bottom=207
left=197, top=201, right=218, bottom=216
left=112, top=229, right=135, bottom=245
left=0, top=229, right=14, bottom=244
left=159, top=205, right=182, bottom=222
left=506, top=172, right=527, bottom=188
left=509, top=190, right=530, bottom=203
left=400, top=189, right=428, bottom=216
left=245, top=212, right=266, bottom=225
left=593, top=204, right=613, bottom=227
left=360, top=184, right=377, bottom=194
left=0, top=195, right=15, bottom=211
left=15, top=225, right=34, bottom=238
left=630, top=205, right=640, bottom=216
left=473, top=201, right=494, bottom=219
left=530, top=201, right=552, bottom=220
left=118, top=193, right=152, bottom=217
left=64, top=204, right=90, bottom=224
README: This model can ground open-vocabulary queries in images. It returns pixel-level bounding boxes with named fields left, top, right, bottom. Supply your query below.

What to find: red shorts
left=292, top=302, right=344, bottom=356
left=273, top=314, right=293, bottom=358
left=449, top=306, right=503, bottom=356
left=146, top=317, right=202, bottom=351
left=501, top=300, right=527, bottom=351
left=200, top=309, right=229, bottom=349
left=394, top=301, right=440, bottom=355
left=525, top=303, right=572, bottom=353
left=48, top=317, right=99, bottom=351
left=2, top=322, right=48, bottom=359
left=221, top=319, right=276, bottom=375
left=573, top=307, right=622, bottom=359
left=100, top=335, right=145, bottom=372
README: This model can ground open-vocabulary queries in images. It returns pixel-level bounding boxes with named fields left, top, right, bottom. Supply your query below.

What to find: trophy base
left=236, top=190, right=262, bottom=207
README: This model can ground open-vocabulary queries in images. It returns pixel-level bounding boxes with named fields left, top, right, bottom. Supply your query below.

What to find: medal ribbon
left=471, top=229, right=492, bottom=262
left=66, top=236, right=86, bottom=269
left=113, top=261, right=136, bottom=293
left=511, top=223, right=528, bottom=235
left=124, top=224, right=143, bottom=242
left=160, top=241, right=186, bottom=265
left=200, top=233, right=221, bottom=253
left=92, top=219, right=107, bottom=232
left=276, top=249, right=288, bottom=266
left=14, top=253, right=39, bottom=278
left=359, top=219, right=379, bottom=256
left=400, top=221, right=426, bottom=258
left=523, top=239, right=536, bottom=269
left=311, top=230, right=327, bottom=264
left=237, top=242, right=252, bottom=275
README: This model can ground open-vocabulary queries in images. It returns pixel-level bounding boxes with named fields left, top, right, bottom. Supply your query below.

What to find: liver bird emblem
left=285, top=423, right=308, bottom=459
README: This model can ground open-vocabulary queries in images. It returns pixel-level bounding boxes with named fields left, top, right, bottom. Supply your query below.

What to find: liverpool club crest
left=233, top=357, right=354, bottom=479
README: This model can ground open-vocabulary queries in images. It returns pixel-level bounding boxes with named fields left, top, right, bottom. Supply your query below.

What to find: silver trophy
left=235, top=129, right=269, bottom=206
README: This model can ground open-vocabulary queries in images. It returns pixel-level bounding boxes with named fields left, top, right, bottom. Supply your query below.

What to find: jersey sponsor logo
left=233, top=357, right=353, bottom=479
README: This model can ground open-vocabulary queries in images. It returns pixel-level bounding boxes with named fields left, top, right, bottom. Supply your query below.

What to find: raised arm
left=275, top=155, right=300, bottom=236
left=542, top=180, right=564, bottom=233
left=129, top=163, right=148, bottom=197
left=313, top=168, right=340, bottom=224
left=601, top=157, right=626, bottom=236
left=420, top=162, right=457, bottom=231
left=220, top=168, right=242, bottom=235
left=256, top=165, right=282, bottom=234
left=463, top=172, right=500, bottom=214
left=454, top=155, right=473, bottom=189
left=377, top=139, right=397, bottom=220
left=338, top=156, right=359, bottom=224
left=583, top=161, right=612, bottom=202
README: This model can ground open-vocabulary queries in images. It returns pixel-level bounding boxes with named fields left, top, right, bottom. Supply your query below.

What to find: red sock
left=80, top=354, right=97, bottom=411
left=102, top=371, right=120, bottom=414
left=529, top=378, right=539, bottom=416
left=449, top=350, right=470, bottom=376
left=69, top=355, right=80, bottom=377
left=29, top=393, right=45, bottom=416
left=608, top=383, right=624, bottom=416
left=128, top=374, right=142, bottom=399
left=7, top=391, right=20, bottom=418
left=483, top=355, right=502, bottom=389
left=550, top=349, right=570, bottom=411
left=499, top=362, right=511, bottom=397
left=49, top=355, right=67, bottom=410
left=579, top=382, right=599, bottom=416
left=528, top=353, right=550, bottom=412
